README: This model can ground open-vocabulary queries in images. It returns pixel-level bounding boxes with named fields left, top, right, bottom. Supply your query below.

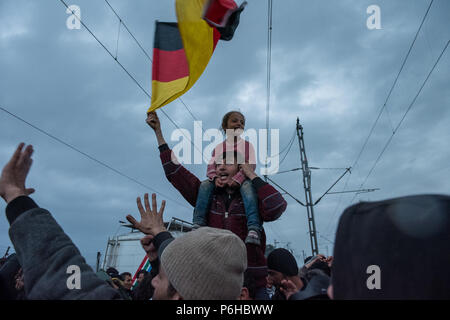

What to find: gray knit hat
left=160, top=227, right=247, bottom=300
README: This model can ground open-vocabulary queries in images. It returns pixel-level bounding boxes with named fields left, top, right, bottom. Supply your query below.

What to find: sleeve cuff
left=231, top=177, right=242, bottom=185
left=150, top=258, right=160, bottom=270
left=5, top=196, right=39, bottom=225
left=158, top=144, right=170, bottom=153
left=153, top=231, right=173, bottom=251
left=251, top=177, right=267, bottom=192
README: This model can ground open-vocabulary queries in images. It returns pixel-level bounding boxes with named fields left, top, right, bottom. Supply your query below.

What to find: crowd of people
left=0, top=110, right=449, bottom=300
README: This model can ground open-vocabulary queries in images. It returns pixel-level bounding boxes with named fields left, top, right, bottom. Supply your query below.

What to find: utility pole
left=266, top=119, right=377, bottom=257
left=297, top=118, right=319, bottom=256
left=96, top=252, right=101, bottom=272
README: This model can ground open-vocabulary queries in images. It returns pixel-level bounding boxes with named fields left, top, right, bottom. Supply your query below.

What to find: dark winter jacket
left=332, top=194, right=450, bottom=299
left=289, top=270, right=330, bottom=300
left=6, top=196, right=121, bottom=300
left=0, top=253, right=23, bottom=300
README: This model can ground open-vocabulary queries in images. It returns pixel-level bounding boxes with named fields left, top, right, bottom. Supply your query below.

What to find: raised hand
left=126, top=193, right=166, bottom=236
left=146, top=112, right=161, bottom=132
left=239, top=163, right=257, bottom=180
left=325, top=256, right=334, bottom=268
left=146, top=111, right=167, bottom=147
left=0, top=143, right=35, bottom=203
left=305, top=254, right=327, bottom=269
left=279, top=279, right=299, bottom=300
left=140, top=234, right=158, bottom=262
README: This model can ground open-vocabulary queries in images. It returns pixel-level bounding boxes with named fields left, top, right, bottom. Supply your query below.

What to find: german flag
left=149, top=22, right=192, bottom=112
left=148, top=0, right=245, bottom=113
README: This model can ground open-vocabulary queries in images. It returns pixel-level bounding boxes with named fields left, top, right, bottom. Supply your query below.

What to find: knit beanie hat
left=160, top=227, right=247, bottom=300
left=267, top=248, right=298, bottom=276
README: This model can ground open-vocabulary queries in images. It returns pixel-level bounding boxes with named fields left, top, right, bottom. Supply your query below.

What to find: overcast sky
left=1, top=0, right=449, bottom=268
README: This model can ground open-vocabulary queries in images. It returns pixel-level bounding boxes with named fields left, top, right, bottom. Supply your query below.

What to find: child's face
left=226, top=113, right=245, bottom=134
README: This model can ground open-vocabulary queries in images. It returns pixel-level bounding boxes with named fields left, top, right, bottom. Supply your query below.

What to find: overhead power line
left=278, top=130, right=296, bottom=167
left=271, top=167, right=302, bottom=175
left=104, top=0, right=152, bottom=61
left=0, top=105, right=191, bottom=210
left=264, top=175, right=306, bottom=206
left=265, top=0, right=273, bottom=180
left=327, top=188, right=380, bottom=195
left=272, top=128, right=296, bottom=158
left=350, top=0, right=435, bottom=172
left=327, top=38, right=448, bottom=236
left=323, top=173, right=351, bottom=237
left=324, top=0, right=437, bottom=236
left=58, top=0, right=204, bottom=156
left=103, top=0, right=198, bottom=121
left=313, top=168, right=351, bottom=206
left=309, top=167, right=350, bottom=170
left=351, top=39, right=449, bottom=198
left=271, top=166, right=350, bottom=176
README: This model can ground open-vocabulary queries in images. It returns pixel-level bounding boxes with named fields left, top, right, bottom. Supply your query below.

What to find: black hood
left=332, top=194, right=450, bottom=299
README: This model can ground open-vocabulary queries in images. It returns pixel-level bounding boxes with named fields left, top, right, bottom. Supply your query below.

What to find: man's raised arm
left=146, top=112, right=201, bottom=207
left=1, top=143, right=120, bottom=300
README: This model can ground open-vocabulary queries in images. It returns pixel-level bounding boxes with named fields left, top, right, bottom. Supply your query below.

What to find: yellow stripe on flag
left=176, top=0, right=215, bottom=89
left=148, top=0, right=216, bottom=113
left=150, top=77, right=189, bottom=111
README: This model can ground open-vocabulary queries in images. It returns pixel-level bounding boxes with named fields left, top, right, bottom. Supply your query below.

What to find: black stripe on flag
left=154, top=22, right=184, bottom=51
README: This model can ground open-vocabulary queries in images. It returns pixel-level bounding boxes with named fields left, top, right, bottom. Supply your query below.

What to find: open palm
left=126, top=193, right=166, bottom=236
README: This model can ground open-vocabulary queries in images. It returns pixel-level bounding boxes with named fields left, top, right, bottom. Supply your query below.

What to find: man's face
left=123, top=275, right=133, bottom=290
left=215, top=157, right=239, bottom=186
left=151, top=266, right=180, bottom=300
left=137, top=273, right=145, bottom=283
left=267, top=269, right=285, bottom=288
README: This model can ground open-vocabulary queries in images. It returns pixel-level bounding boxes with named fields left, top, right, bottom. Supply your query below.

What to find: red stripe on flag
left=132, top=255, right=149, bottom=283
left=213, top=28, right=221, bottom=51
left=152, top=48, right=189, bottom=82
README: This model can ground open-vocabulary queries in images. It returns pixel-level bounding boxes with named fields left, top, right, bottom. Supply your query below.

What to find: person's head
left=267, top=248, right=299, bottom=288
left=332, top=194, right=450, bottom=299
left=221, top=111, right=245, bottom=135
left=152, top=227, right=247, bottom=300
left=266, top=269, right=284, bottom=289
left=304, top=254, right=331, bottom=277
left=240, top=270, right=257, bottom=300
left=106, top=267, right=119, bottom=279
left=215, top=151, right=244, bottom=187
left=132, top=272, right=156, bottom=300
left=151, top=265, right=182, bottom=300
left=307, top=259, right=332, bottom=277
left=137, top=270, right=148, bottom=284
left=120, top=272, right=133, bottom=290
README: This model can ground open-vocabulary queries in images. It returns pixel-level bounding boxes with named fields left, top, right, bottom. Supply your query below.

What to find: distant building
left=102, top=217, right=193, bottom=277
